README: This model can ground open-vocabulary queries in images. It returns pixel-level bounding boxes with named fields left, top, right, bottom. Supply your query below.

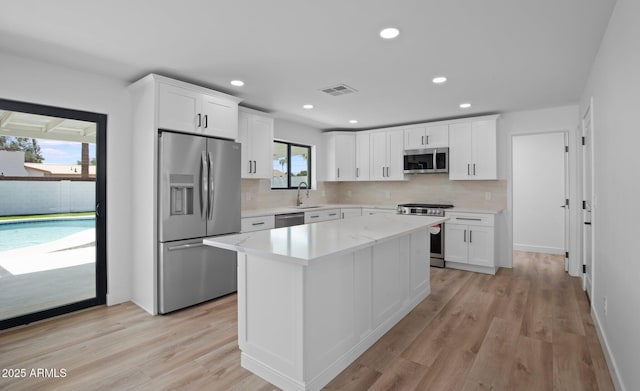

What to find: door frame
left=581, top=98, right=595, bottom=299
left=0, top=98, right=107, bottom=330
left=511, top=131, right=570, bottom=257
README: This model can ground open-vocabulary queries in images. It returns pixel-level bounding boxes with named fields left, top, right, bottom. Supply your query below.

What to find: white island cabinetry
left=204, top=214, right=442, bottom=391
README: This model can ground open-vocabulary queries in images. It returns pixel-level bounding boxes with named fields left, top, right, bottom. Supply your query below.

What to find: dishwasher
left=275, top=212, right=305, bottom=228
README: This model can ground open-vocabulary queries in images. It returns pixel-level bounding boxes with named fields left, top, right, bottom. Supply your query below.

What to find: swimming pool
left=0, top=218, right=95, bottom=252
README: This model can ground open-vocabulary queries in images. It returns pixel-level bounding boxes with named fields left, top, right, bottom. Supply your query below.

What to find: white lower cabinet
left=304, top=209, right=341, bottom=224
left=241, top=215, right=275, bottom=233
left=341, top=208, right=362, bottom=219
left=444, top=211, right=496, bottom=274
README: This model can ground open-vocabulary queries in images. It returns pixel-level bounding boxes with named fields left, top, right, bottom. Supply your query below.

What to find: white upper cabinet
left=201, top=94, right=239, bottom=140
left=448, top=116, right=498, bottom=180
left=238, top=109, right=274, bottom=179
left=370, top=129, right=404, bottom=181
left=325, top=133, right=356, bottom=181
left=404, top=124, right=448, bottom=150
left=158, top=79, right=241, bottom=140
left=355, top=132, right=370, bottom=181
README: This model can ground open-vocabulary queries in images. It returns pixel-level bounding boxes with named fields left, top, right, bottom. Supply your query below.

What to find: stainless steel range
left=397, top=203, right=453, bottom=268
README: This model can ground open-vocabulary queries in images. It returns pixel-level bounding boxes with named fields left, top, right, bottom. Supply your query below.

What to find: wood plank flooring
left=0, top=252, right=614, bottom=391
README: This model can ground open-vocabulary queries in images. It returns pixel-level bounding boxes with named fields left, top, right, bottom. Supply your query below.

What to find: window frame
left=271, top=140, right=312, bottom=190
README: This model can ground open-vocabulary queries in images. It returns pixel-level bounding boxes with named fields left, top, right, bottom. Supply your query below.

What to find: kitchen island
left=204, top=214, right=446, bottom=391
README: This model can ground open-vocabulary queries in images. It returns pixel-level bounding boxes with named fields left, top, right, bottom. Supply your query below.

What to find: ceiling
left=0, top=0, right=616, bottom=131
left=0, top=111, right=96, bottom=143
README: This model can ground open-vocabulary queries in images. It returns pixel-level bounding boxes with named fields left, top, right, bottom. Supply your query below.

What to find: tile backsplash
left=336, top=174, right=507, bottom=210
left=241, top=179, right=340, bottom=210
left=242, top=174, right=506, bottom=211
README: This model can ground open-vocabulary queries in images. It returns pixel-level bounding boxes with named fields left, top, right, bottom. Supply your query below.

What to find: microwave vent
left=320, top=83, right=358, bottom=96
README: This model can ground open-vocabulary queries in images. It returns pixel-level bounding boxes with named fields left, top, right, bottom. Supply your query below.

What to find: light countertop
left=241, top=204, right=397, bottom=218
left=204, top=214, right=446, bottom=265
left=449, top=206, right=504, bottom=214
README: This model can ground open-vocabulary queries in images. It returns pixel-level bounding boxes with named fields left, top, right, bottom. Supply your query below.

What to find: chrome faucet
left=296, top=182, right=309, bottom=206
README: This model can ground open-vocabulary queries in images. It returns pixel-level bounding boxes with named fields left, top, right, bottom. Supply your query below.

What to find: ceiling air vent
left=320, top=83, right=358, bottom=96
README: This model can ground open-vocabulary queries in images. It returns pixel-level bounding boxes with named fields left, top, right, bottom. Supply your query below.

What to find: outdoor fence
left=0, top=179, right=95, bottom=216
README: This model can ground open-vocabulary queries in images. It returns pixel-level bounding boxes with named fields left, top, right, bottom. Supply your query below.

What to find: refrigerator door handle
left=200, top=152, right=207, bottom=220
left=207, top=151, right=215, bottom=220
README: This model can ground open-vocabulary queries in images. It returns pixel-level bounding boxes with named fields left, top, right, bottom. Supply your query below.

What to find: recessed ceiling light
left=230, top=80, right=244, bottom=87
left=303, top=104, right=314, bottom=109
left=432, top=76, right=447, bottom=84
left=349, top=120, right=358, bottom=124
left=379, top=27, right=400, bottom=39
left=459, top=103, right=471, bottom=109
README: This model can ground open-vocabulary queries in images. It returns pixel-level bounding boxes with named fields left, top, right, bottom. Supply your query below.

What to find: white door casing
left=582, top=103, right=594, bottom=300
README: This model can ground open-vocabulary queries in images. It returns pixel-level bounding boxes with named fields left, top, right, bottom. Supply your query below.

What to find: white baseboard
left=591, top=307, right=626, bottom=391
left=513, top=244, right=564, bottom=255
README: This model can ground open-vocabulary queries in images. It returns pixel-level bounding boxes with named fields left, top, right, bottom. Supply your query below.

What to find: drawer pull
left=310, top=215, right=320, bottom=218
left=252, top=222, right=265, bottom=226
left=328, top=213, right=337, bottom=216
left=456, top=217, right=482, bottom=221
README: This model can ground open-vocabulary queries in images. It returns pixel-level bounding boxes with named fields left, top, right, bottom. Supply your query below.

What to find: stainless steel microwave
left=403, top=147, right=449, bottom=174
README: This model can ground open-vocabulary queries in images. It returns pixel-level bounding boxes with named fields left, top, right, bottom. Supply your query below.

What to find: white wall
left=497, top=105, right=579, bottom=273
left=0, top=181, right=94, bottom=215
left=512, top=132, right=565, bottom=254
left=0, top=151, right=28, bottom=176
left=580, top=1, right=640, bottom=390
left=0, top=51, right=132, bottom=305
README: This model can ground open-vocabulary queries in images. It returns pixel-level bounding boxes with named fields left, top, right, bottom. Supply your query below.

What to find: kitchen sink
left=296, top=205, right=322, bottom=209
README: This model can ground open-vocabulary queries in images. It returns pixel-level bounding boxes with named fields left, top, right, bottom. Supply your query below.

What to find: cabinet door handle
left=356, top=167, right=359, bottom=178
left=248, top=160, right=252, bottom=174
left=464, top=229, right=467, bottom=243
left=467, top=164, right=470, bottom=176
left=204, top=114, right=208, bottom=128
left=421, top=135, right=425, bottom=145
left=337, top=168, right=340, bottom=178
left=197, top=113, right=202, bottom=128
left=473, top=163, right=476, bottom=176
left=426, top=135, right=429, bottom=145
left=382, top=167, right=385, bottom=177
left=469, top=230, right=473, bottom=243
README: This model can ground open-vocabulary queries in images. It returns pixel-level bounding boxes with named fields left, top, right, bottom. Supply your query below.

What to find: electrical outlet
left=484, top=192, right=492, bottom=201
left=603, top=296, right=607, bottom=315
left=384, top=191, right=391, bottom=199
left=347, top=190, right=352, bottom=197
left=322, top=191, right=326, bottom=197
left=246, top=192, right=252, bottom=201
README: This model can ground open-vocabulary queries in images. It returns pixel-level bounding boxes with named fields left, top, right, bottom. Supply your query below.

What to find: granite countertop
left=204, top=214, right=446, bottom=265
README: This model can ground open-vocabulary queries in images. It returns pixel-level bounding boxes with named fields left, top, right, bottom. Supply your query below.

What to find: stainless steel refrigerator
left=158, top=130, right=241, bottom=314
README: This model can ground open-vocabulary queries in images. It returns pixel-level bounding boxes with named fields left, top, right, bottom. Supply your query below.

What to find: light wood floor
left=0, top=252, right=614, bottom=391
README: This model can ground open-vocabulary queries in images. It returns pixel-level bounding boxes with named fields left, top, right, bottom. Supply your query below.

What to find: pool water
left=0, top=218, right=95, bottom=252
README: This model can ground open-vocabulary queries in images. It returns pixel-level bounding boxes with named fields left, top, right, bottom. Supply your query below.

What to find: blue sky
left=38, top=139, right=96, bottom=164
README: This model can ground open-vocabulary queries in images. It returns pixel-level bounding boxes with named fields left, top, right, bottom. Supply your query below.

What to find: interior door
left=582, top=105, right=594, bottom=299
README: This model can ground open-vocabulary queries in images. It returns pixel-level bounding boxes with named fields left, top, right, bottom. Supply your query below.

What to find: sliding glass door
left=0, top=98, right=106, bottom=330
